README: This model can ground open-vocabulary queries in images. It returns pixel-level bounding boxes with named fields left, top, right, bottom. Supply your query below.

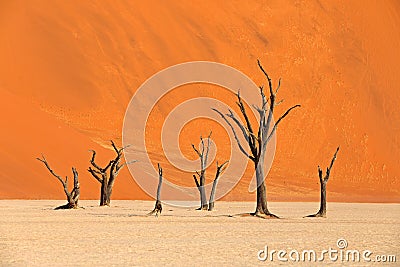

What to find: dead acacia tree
left=148, top=163, right=163, bottom=217
left=36, top=155, right=80, bottom=209
left=306, top=147, right=340, bottom=218
left=88, top=140, right=136, bottom=206
left=192, top=132, right=212, bottom=210
left=192, top=132, right=228, bottom=211
left=214, top=60, right=300, bottom=218
left=208, top=160, right=228, bottom=211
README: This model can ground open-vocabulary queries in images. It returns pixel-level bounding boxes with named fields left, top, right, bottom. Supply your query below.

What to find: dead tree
left=148, top=163, right=163, bottom=217
left=306, top=147, right=340, bottom=218
left=214, top=60, right=300, bottom=218
left=88, top=140, right=136, bottom=206
left=208, top=161, right=228, bottom=211
left=192, top=132, right=212, bottom=210
left=36, top=155, right=80, bottom=209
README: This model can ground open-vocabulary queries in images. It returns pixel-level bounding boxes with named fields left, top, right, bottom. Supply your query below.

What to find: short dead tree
left=192, top=132, right=228, bottom=211
left=88, top=140, right=136, bottom=206
left=148, top=163, right=163, bottom=217
left=214, top=60, right=301, bottom=218
left=306, top=147, right=340, bottom=218
left=192, top=132, right=212, bottom=210
left=36, top=155, right=80, bottom=210
left=208, top=160, right=228, bottom=211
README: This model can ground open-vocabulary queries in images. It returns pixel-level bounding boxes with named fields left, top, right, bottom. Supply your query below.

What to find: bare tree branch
left=116, top=160, right=138, bottom=173
left=204, top=131, right=212, bottom=169
left=193, top=175, right=200, bottom=189
left=257, top=60, right=274, bottom=97
left=191, top=144, right=202, bottom=158
left=36, top=155, right=80, bottom=209
left=275, top=99, right=284, bottom=106
left=265, top=104, right=301, bottom=145
left=36, top=155, right=66, bottom=187
left=218, top=160, right=229, bottom=173
left=88, top=167, right=102, bottom=183
left=88, top=150, right=113, bottom=172
left=110, top=140, right=119, bottom=154
left=200, top=135, right=205, bottom=160
left=275, top=78, right=282, bottom=94
left=212, top=108, right=251, bottom=159
left=236, top=92, right=257, bottom=157
left=88, top=140, right=135, bottom=206
left=318, top=165, right=323, bottom=183
left=325, top=146, right=340, bottom=181
left=227, top=109, right=250, bottom=143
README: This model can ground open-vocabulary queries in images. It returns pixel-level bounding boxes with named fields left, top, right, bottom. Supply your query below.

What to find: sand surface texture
left=1, top=201, right=398, bottom=266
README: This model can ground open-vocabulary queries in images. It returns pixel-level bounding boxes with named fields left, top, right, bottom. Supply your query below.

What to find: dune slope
left=0, top=0, right=399, bottom=201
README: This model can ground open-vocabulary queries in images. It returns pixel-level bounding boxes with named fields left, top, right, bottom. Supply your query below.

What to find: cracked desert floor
left=0, top=201, right=398, bottom=266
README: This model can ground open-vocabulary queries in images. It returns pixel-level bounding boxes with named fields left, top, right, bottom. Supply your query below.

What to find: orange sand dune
left=0, top=0, right=399, bottom=202
left=0, top=89, right=148, bottom=200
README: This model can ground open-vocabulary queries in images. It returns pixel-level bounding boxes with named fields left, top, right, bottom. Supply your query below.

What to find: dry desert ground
left=0, top=200, right=398, bottom=266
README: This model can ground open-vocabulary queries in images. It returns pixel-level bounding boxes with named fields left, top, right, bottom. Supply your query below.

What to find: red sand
left=0, top=1, right=399, bottom=202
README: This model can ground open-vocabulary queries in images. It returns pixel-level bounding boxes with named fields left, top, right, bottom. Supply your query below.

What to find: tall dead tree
left=192, top=132, right=212, bottom=210
left=307, top=147, right=340, bottom=218
left=148, top=163, right=163, bottom=217
left=88, top=140, right=136, bottom=206
left=208, top=160, right=228, bottom=211
left=36, top=155, right=80, bottom=209
left=214, top=60, right=300, bottom=218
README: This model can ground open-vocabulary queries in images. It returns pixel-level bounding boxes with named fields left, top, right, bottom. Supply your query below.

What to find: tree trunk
left=88, top=141, right=137, bottom=207
left=58, top=168, right=80, bottom=210
left=306, top=177, right=328, bottom=218
left=148, top=163, right=163, bottom=216
left=199, top=185, right=208, bottom=210
left=208, top=200, right=214, bottom=211
left=100, top=176, right=110, bottom=206
left=318, top=180, right=327, bottom=216
left=208, top=179, right=218, bottom=211
left=255, top=162, right=267, bottom=214
left=253, top=157, right=276, bottom=217
left=72, top=167, right=80, bottom=206
left=208, top=161, right=228, bottom=211
left=306, top=147, right=339, bottom=218
left=193, top=174, right=208, bottom=210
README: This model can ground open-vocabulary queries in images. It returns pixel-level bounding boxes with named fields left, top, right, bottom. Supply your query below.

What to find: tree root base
left=147, top=200, right=162, bottom=217
left=230, top=212, right=279, bottom=219
left=147, top=208, right=162, bottom=217
left=251, top=212, right=280, bottom=219
left=54, top=203, right=79, bottom=210
left=305, top=212, right=326, bottom=218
